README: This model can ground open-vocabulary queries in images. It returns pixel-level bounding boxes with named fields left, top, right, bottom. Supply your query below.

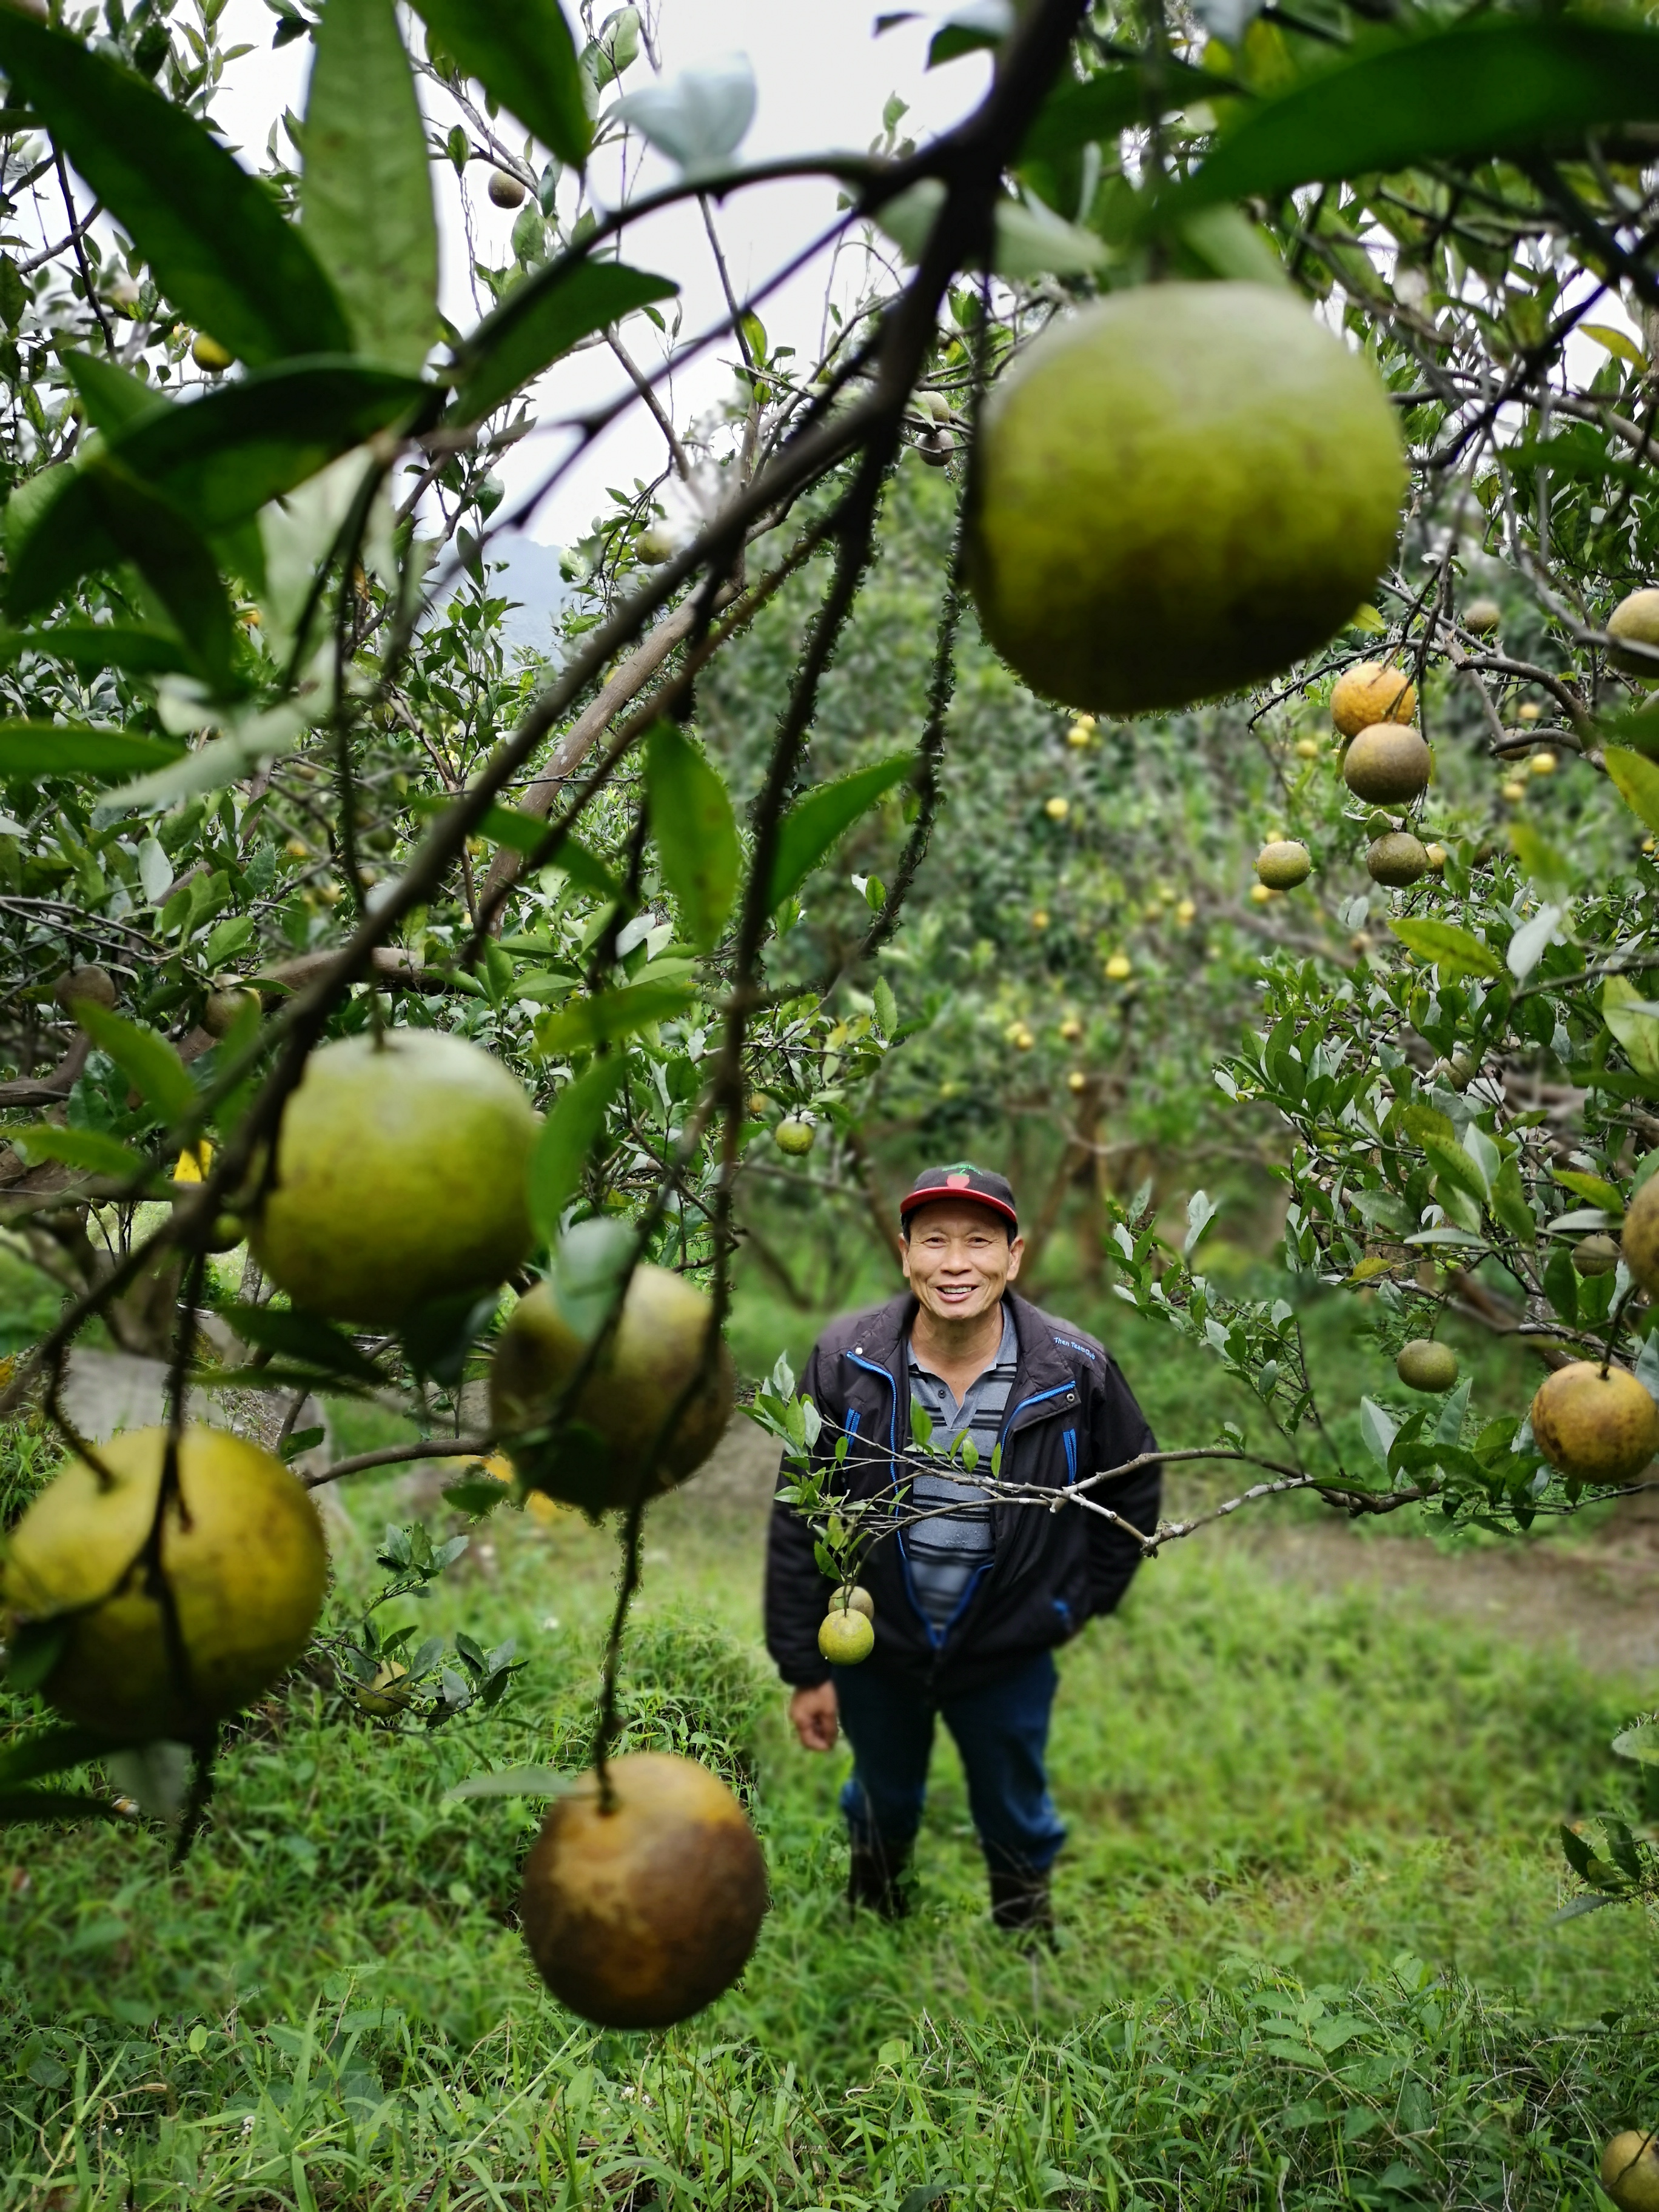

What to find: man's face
left=900, top=1200, right=1024, bottom=1324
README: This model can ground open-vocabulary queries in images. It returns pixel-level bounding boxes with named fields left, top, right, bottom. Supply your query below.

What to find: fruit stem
left=591, top=1495, right=646, bottom=1814
left=1601, top=1283, right=1637, bottom=1379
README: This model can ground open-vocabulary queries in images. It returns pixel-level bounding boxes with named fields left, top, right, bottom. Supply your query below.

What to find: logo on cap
left=947, top=1173, right=970, bottom=1189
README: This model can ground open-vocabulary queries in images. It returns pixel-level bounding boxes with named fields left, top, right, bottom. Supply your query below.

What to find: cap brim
left=899, top=1188, right=1019, bottom=1230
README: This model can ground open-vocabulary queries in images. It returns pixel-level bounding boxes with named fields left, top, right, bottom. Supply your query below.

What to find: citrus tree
left=4, top=0, right=1659, bottom=2022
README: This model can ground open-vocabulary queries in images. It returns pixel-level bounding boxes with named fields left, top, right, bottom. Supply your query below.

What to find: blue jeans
left=833, top=1651, right=1066, bottom=1876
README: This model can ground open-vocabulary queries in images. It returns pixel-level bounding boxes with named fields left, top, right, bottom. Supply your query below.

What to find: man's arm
left=1083, top=1353, right=1161, bottom=1618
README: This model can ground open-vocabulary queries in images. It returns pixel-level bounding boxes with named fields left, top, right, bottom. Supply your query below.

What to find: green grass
left=3, top=1424, right=1657, bottom=2207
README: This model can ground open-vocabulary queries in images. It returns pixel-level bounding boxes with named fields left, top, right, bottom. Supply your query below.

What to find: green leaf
left=302, top=0, right=438, bottom=373
left=62, top=349, right=170, bottom=436
left=1490, top=1158, right=1536, bottom=1247
left=1612, top=1721, right=1659, bottom=1766
left=7, top=460, right=238, bottom=686
left=0, top=1722, right=116, bottom=1789
left=1387, top=917, right=1503, bottom=980
left=9, top=1125, right=147, bottom=1179
left=440, top=797, right=620, bottom=899
left=1019, top=59, right=1216, bottom=163
left=645, top=722, right=739, bottom=952
left=443, top=1765, right=572, bottom=1802
left=443, top=1475, right=512, bottom=1515
left=767, top=754, right=916, bottom=912
left=72, top=1005, right=196, bottom=1125
left=0, top=623, right=196, bottom=679
left=1173, top=19, right=1659, bottom=215
left=534, top=980, right=695, bottom=1056
left=203, top=912, right=258, bottom=967
left=1604, top=745, right=1659, bottom=836
left=1603, top=975, right=1659, bottom=1079
left=403, top=0, right=591, bottom=168
left=0, top=722, right=184, bottom=781
left=220, top=1301, right=387, bottom=1383
left=527, top=1053, right=626, bottom=1242
left=1553, top=1167, right=1624, bottom=1213
left=0, top=11, right=349, bottom=367
left=452, top=260, right=677, bottom=424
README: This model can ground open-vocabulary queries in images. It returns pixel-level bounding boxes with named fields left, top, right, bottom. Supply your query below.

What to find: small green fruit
left=1366, top=832, right=1430, bottom=887
left=818, top=1607, right=875, bottom=1664
left=487, top=169, right=526, bottom=209
left=1572, top=1233, right=1621, bottom=1278
left=53, top=964, right=116, bottom=1013
left=830, top=1584, right=874, bottom=1620
left=774, top=1116, right=816, bottom=1158
left=202, top=986, right=258, bottom=1037
left=1396, top=1339, right=1458, bottom=1393
left=1463, top=597, right=1502, bottom=635
left=1622, top=1176, right=1659, bottom=1296
left=1343, top=724, right=1431, bottom=803
left=1255, top=840, right=1311, bottom=890
left=1608, top=589, right=1659, bottom=682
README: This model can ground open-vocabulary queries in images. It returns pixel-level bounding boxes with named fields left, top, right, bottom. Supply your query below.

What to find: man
left=764, top=1162, right=1159, bottom=1935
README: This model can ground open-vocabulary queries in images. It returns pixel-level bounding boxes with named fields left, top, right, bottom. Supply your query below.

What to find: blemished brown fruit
left=190, top=332, right=233, bottom=371
left=774, top=1115, right=816, bottom=1157
left=1331, top=662, right=1416, bottom=737
left=967, top=282, right=1404, bottom=714
left=1396, top=1339, right=1458, bottom=1392
left=491, top=1261, right=734, bottom=1513
left=1342, top=723, right=1432, bottom=804
left=201, top=986, right=259, bottom=1037
left=1608, top=588, right=1659, bottom=680
left=487, top=169, right=526, bottom=209
left=1601, top=2132, right=1659, bottom=2212
left=1463, top=596, right=1503, bottom=635
left=1, top=1426, right=326, bottom=1742
left=1530, top=1361, right=1659, bottom=1484
left=1255, top=839, right=1312, bottom=890
left=250, top=1031, right=538, bottom=1326
left=519, top=1752, right=768, bottom=2028
left=53, top=964, right=116, bottom=1013
left=819, top=1606, right=875, bottom=1663
left=1621, top=1177, right=1659, bottom=1295
left=1573, top=1233, right=1621, bottom=1278
left=1366, top=832, right=1430, bottom=887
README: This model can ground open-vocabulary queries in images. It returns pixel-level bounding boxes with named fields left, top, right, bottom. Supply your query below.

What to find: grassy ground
left=2, top=1255, right=1656, bottom=2206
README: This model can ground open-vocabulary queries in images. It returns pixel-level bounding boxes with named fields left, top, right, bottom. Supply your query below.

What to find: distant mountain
left=492, top=535, right=569, bottom=655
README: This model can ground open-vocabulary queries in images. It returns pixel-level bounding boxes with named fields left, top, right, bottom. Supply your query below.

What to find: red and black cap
left=899, top=1162, right=1019, bottom=1233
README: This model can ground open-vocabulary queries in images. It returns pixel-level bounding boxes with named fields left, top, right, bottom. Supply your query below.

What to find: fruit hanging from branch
left=1396, top=1340, right=1458, bottom=1393
left=1607, top=588, right=1659, bottom=679
left=518, top=1752, right=768, bottom=2028
left=1330, top=662, right=1416, bottom=737
left=1342, top=724, right=1431, bottom=804
left=1366, top=832, right=1430, bottom=887
left=1530, top=1363, right=1659, bottom=1486
left=966, top=283, right=1404, bottom=714
left=1, top=1427, right=327, bottom=1742
left=491, top=1224, right=734, bottom=1513
left=1255, top=840, right=1311, bottom=890
left=249, top=1030, right=539, bottom=1326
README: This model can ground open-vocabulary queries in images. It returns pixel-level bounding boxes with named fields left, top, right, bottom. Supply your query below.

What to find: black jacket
left=763, top=1291, right=1159, bottom=1700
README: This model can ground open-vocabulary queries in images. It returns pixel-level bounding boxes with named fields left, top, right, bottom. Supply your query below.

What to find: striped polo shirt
left=903, top=1305, right=1019, bottom=1635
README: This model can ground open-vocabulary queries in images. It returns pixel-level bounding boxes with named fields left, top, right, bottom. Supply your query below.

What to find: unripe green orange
left=967, top=283, right=1404, bottom=714
left=1331, top=662, right=1415, bottom=737
left=1531, top=1361, right=1659, bottom=1484
left=1255, top=840, right=1311, bottom=890
left=1621, top=1176, right=1659, bottom=1295
left=1396, top=1339, right=1458, bottom=1392
left=202, top=986, right=258, bottom=1037
left=250, top=1031, right=538, bottom=1326
left=490, top=1247, right=734, bottom=1513
left=1572, top=1233, right=1621, bottom=1278
left=830, top=1583, right=874, bottom=1619
left=819, top=1607, right=875, bottom=1663
left=774, top=1115, right=816, bottom=1157
left=1342, top=724, right=1432, bottom=804
left=1463, top=597, right=1502, bottom=635
left=519, top=1752, right=767, bottom=2028
left=1601, top=2132, right=1659, bottom=2212
left=1, top=1426, right=327, bottom=1742
left=487, top=169, right=526, bottom=209
left=190, top=332, right=233, bottom=371
left=1367, top=832, right=1430, bottom=888
left=53, top=964, right=115, bottom=1013
left=1608, top=589, right=1659, bottom=680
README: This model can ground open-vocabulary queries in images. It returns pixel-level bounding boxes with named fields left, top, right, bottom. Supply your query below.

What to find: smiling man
left=764, top=1162, right=1160, bottom=1936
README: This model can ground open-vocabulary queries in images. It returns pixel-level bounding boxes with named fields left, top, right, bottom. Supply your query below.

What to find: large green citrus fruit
left=1342, top=724, right=1431, bottom=803
left=490, top=1231, right=734, bottom=1513
left=819, top=1607, right=875, bottom=1663
left=1, top=1426, right=327, bottom=1741
left=1603, top=2133, right=1659, bottom=2212
left=1366, top=832, right=1429, bottom=887
left=520, top=1752, right=768, bottom=2028
left=1530, top=1362, right=1659, bottom=1484
left=250, top=1030, right=538, bottom=1326
left=1608, top=589, right=1659, bottom=681
left=1396, top=1339, right=1457, bottom=1392
left=1255, top=840, right=1311, bottom=890
left=966, top=282, right=1404, bottom=714
left=1621, top=1176, right=1659, bottom=1295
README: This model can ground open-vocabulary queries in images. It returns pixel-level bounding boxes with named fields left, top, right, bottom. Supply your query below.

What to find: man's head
left=899, top=1164, right=1023, bottom=1325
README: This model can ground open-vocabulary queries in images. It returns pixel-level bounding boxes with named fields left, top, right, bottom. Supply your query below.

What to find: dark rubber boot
left=848, top=1837, right=911, bottom=1920
left=989, top=1866, right=1054, bottom=1943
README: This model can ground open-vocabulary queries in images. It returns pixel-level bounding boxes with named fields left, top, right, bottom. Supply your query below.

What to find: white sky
left=214, top=0, right=990, bottom=548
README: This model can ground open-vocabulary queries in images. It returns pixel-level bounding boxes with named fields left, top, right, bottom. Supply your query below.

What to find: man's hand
left=790, top=1680, right=839, bottom=1751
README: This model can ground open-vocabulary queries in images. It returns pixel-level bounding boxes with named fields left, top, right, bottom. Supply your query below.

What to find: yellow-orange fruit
left=519, top=1753, right=768, bottom=2028
left=1602, top=2133, right=1659, bottom=2212
left=1608, top=589, right=1659, bottom=680
left=1342, top=723, right=1431, bottom=803
left=1331, top=662, right=1415, bottom=737
left=1, top=1426, right=327, bottom=1742
left=1530, top=1361, right=1659, bottom=1484
left=1621, top=1176, right=1659, bottom=1296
